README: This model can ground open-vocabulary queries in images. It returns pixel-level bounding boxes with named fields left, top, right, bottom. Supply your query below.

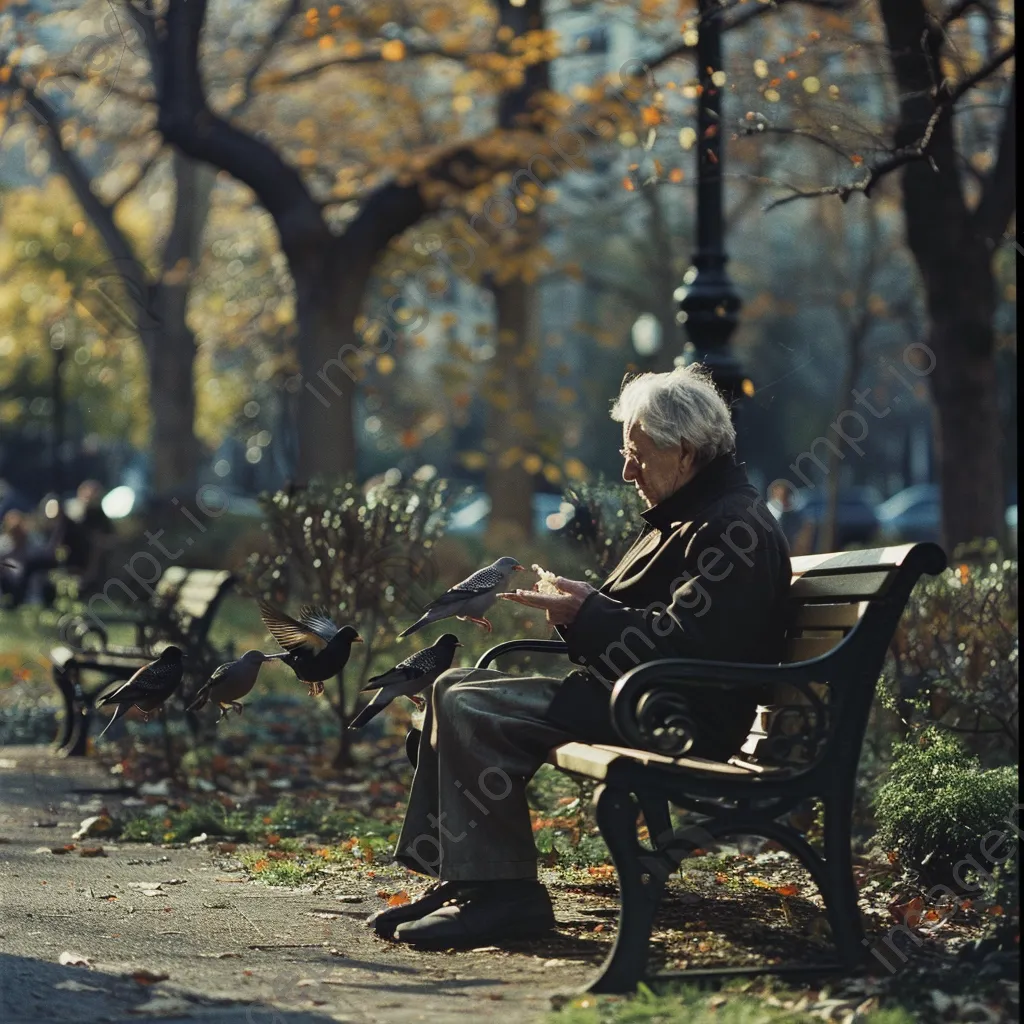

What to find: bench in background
left=50, top=567, right=235, bottom=756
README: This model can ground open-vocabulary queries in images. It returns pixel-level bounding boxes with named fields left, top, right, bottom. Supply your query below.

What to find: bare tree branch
left=229, top=0, right=302, bottom=116
left=763, top=42, right=1015, bottom=210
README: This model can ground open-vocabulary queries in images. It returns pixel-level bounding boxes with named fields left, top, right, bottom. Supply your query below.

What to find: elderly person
left=371, top=365, right=792, bottom=949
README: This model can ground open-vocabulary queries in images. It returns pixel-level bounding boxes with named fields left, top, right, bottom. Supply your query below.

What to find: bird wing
left=259, top=602, right=329, bottom=654
left=297, top=605, right=341, bottom=643
left=428, top=564, right=507, bottom=608
left=100, top=658, right=181, bottom=705
left=363, top=644, right=448, bottom=690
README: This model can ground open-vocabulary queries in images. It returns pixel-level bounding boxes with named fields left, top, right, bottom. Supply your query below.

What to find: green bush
left=562, top=476, right=646, bottom=581
left=872, top=726, right=1018, bottom=886
left=879, top=549, right=1017, bottom=767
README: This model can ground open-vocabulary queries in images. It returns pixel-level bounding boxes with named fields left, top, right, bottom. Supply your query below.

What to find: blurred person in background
left=51, top=480, right=116, bottom=595
left=767, top=480, right=813, bottom=556
left=0, top=510, right=56, bottom=608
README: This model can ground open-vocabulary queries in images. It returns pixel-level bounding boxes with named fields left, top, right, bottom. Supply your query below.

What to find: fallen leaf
left=715, top=873, right=728, bottom=884
left=217, top=843, right=237, bottom=854
left=749, top=877, right=771, bottom=888
left=888, top=896, right=924, bottom=928
left=51, top=846, right=74, bottom=855
left=387, top=891, right=410, bottom=908
left=131, top=969, right=169, bottom=985
left=776, top=884, right=800, bottom=897
left=58, top=951, right=93, bottom=968
left=79, top=847, right=106, bottom=858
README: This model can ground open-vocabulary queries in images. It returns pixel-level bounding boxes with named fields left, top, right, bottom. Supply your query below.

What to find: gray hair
left=611, top=364, right=736, bottom=464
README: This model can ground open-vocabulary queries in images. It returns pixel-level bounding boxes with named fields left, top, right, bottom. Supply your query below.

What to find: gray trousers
left=393, top=666, right=577, bottom=882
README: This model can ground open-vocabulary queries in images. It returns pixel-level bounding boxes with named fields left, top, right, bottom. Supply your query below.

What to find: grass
left=550, top=982, right=917, bottom=1024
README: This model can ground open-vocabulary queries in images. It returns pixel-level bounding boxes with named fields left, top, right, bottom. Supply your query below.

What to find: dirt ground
left=0, top=746, right=604, bottom=1024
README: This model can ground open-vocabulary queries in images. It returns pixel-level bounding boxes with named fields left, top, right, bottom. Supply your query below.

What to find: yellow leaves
left=678, top=127, right=697, bottom=150
left=669, top=168, right=685, bottom=183
left=622, top=176, right=635, bottom=192
left=0, top=67, right=10, bottom=84
left=296, top=148, right=318, bottom=168
left=542, top=464, right=563, bottom=485
left=786, top=69, right=799, bottom=81
left=71, top=221, right=86, bottom=237
left=318, top=35, right=335, bottom=50
left=564, top=458, right=587, bottom=481
left=381, top=40, right=406, bottom=62
left=522, top=453, right=543, bottom=475
left=682, top=28, right=699, bottom=47
left=376, top=354, right=396, bottom=375
left=498, top=446, right=523, bottom=469
left=452, top=95, right=473, bottom=113
left=459, top=450, right=488, bottom=471
left=764, top=89, right=781, bottom=103
left=640, top=106, right=663, bottom=127
left=753, top=58, right=769, bottom=79
left=741, top=378, right=755, bottom=398
left=587, top=864, right=615, bottom=879
left=748, top=876, right=771, bottom=888
left=341, top=39, right=363, bottom=58
left=803, top=76, right=821, bottom=94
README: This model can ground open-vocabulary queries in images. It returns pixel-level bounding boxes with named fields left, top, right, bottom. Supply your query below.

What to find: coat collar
left=639, top=453, right=750, bottom=531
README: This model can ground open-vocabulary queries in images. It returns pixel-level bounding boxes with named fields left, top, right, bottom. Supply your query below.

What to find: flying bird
left=258, top=602, right=362, bottom=695
left=186, top=650, right=271, bottom=720
left=96, top=646, right=185, bottom=739
left=398, top=557, right=525, bottom=638
left=349, top=633, right=462, bottom=731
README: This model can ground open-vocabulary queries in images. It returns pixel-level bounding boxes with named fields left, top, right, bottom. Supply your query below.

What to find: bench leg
left=822, top=796, right=866, bottom=966
left=586, top=784, right=666, bottom=995
left=52, top=663, right=88, bottom=755
left=637, top=794, right=673, bottom=852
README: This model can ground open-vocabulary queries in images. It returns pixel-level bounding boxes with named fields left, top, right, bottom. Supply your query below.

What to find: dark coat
left=545, top=454, right=792, bottom=759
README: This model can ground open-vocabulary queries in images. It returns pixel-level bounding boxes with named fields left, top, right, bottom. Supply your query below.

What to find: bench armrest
left=609, top=657, right=821, bottom=756
left=475, top=639, right=569, bottom=670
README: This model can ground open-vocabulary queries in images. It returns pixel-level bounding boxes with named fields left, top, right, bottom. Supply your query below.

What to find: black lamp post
left=678, top=0, right=746, bottom=415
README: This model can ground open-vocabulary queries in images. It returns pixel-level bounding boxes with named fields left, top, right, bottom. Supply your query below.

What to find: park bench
left=466, top=541, right=947, bottom=993
left=49, top=566, right=235, bottom=756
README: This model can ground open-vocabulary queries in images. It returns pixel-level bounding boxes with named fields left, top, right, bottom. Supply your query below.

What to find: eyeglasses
left=619, top=447, right=640, bottom=464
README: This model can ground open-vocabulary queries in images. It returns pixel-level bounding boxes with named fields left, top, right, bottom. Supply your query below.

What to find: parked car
left=446, top=489, right=575, bottom=536
left=876, top=484, right=941, bottom=544
left=794, top=487, right=881, bottom=549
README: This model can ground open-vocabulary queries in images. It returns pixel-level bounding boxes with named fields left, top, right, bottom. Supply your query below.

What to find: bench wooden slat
left=785, top=636, right=844, bottom=662
left=791, top=603, right=862, bottom=629
left=790, top=570, right=892, bottom=601
left=789, top=544, right=915, bottom=575
left=551, top=742, right=760, bottom=780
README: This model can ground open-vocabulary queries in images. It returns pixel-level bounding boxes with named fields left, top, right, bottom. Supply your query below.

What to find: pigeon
left=258, top=602, right=362, bottom=695
left=349, top=634, right=463, bottom=731
left=398, top=557, right=525, bottom=638
left=96, top=646, right=185, bottom=739
left=186, top=650, right=270, bottom=720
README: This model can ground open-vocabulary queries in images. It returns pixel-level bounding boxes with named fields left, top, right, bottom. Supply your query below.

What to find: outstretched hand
left=497, top=577, right=597, bottom=627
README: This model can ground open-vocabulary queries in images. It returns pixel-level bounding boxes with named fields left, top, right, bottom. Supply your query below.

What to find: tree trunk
left=878, top=0, right=1010, bottom=551
left=290, top=246, right=361, bottom=482
left=148, top=152, right=214, bottom=496
left=484, top=276, right=537, bottom=543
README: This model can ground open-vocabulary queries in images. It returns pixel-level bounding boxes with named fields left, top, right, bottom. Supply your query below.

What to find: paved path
left=0, top=747, right=600, bottom=1024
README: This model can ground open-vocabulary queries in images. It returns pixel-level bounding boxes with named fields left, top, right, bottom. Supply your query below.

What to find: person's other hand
left=498, top=577, right=597, bottom=628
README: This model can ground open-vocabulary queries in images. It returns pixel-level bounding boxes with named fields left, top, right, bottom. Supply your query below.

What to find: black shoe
left=392, top=879, right=555, bottom=949
left=364, top=880, right=463, bottom=939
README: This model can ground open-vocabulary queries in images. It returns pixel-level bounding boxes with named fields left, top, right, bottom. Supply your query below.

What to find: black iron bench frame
left=465, top=541, right=947, bottom=993
left=50, top=567, right=235, bottom=756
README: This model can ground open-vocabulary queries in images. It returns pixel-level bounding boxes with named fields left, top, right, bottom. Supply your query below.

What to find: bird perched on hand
left=258, top=602, right=362, bottom=695
left=349, top=633, right=463, bottom=730
left=186, top=650, right=271, bottom=720
left=398, top=557, right=525, bottom=638
left=96, top=646, right=185, bottom=739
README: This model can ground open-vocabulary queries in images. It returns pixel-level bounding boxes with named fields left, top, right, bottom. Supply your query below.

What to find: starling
left=259, top=602, right=362, bottom=695
left=96, top=646, right=185, bottom=738
left=398, top=557, right=525, bottom=638
left=186, top=650, right=270, bottom=720
left=349, top=634, right=463, bottom=730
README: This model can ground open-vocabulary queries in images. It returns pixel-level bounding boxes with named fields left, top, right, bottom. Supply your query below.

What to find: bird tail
left=97, top=704, right=124, bottom=740
left=185, top=688, right=209, bottom=712
left=397, top=611, right=436, bottom=639
left=348, top=699, right=386, bottom=730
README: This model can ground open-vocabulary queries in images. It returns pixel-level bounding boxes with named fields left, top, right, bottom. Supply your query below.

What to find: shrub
left=562, top=477, right=646, bottom=581
left=872, top=726, right=1018, bottom=891
left=879, top=548, right=1018, bottom=767
left=244, top=471, right=452, bottom=766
